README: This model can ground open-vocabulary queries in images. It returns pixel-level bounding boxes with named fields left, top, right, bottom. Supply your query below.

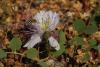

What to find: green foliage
left=92, top=44, right=100, bottom=50
left=82, top=52, right=90, bottom=63
left=50, top=30, right=66, bottom=57
left=26, top=48, right=38, bottom=59
left=85, top=12, right=99, bottom=34
left=97, top=45, right=100, bottom=50
left=73, top=19, right=86, bottom=33
left=0, top=49, right=7, bottom=59
left=9, top=37, right=22, bottom=51
left=59, top=30, right=66, bottom=44
left=73, top=36, right=84, bottom=46
left=73, top=19, right=98, bottom=34
left=38, top=61, right=48, bottom=67
left=51, top=43, right=65, bottom=57
left=84, top=23, right=98, bottom=34
left=88, top=39, right=97, bottom=47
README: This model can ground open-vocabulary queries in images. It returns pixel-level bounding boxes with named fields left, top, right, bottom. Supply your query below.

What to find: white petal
left=33, top=10, right=59, bottom=31
left=23, top=34, right=41, bottom=49
left=48, top=12, right=59, bottom=31
left=48, top=36, right=60, bottom=51
left=34, top=10, right=47, bottom=24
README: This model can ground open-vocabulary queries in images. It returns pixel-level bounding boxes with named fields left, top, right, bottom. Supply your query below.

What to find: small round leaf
left=88, top=39, right=97, bottom=47
left=9, top=37, right=22, bottom=51
left=73, top=19, right=86, bottom=33
left=0, top=49, right=7, bottom=59
left=26, top=48, right=38, bottom=59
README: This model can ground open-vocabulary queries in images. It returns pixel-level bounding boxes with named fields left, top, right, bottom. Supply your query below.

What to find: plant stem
left=6, top=52, right=24, bottom=56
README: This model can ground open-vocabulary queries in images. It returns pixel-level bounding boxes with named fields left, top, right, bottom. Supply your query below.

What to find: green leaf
left=93, top=46, right=99, bottom=50
left=0, top=49, right=7, bottom=59
left=82, top=52, right=90, bottom=63
left=85, top=22, right=98, bottom=34
left=26, top=48, right=38, bottom=59
left=88, top=39, right=97, bottom=47
left=38, top=61, right=48, bottom=67
left=51, top=43, right=65, bottom=57
left=97, top=45, right=100, bottom=50
left=50, top=30, right=66, bottom=57
left=73, top=36, right=84, bottom=45
left=73, top=19, right=86, bottom=33
left=9, top=37, right=22, bottom=51
left=59, top=30, right=66, bottom=44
